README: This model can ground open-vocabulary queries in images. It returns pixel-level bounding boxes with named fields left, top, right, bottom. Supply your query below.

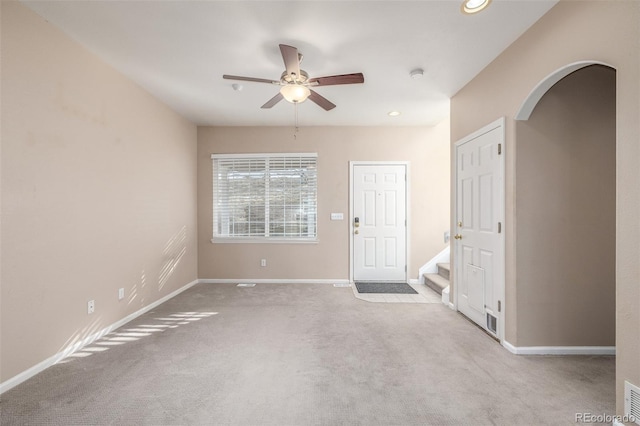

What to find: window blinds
left=212, top=154, right=317, bottom=240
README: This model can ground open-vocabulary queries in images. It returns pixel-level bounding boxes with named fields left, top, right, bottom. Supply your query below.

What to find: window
left=212, top=153, right=317, bottom=242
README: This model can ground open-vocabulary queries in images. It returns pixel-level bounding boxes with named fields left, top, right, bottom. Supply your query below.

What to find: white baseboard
left=0, top=279, right=199, bottom=395
left=408, top=279, right=420, bottom=285
left=200, top=278, right=350, bottom=285
left=503, top=340, right=616, bottom=355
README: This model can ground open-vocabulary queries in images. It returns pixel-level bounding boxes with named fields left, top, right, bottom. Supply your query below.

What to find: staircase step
left=424, top=273, right=449, bottom=296
left=437, top=263, right=450, bottom=280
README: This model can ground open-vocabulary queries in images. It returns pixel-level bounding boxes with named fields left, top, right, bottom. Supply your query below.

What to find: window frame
left=211, top=153, right=318, bottom=244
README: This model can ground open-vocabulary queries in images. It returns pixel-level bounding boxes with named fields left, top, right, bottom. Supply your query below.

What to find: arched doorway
left=514, top=63, right=616, bottom=349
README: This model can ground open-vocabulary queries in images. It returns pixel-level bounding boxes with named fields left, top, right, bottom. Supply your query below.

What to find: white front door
left=352, top=163, right=407, bottom=282
left=455, top=119, right=505, bottom=339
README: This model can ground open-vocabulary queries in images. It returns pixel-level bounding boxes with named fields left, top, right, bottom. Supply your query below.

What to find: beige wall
left=516, top=65, right=616, bottom=346
left=1, top=2, right=198, bottom=383
left=198, top=124, right=450, bottom=281
left=450, top=0, right=639, bottom=414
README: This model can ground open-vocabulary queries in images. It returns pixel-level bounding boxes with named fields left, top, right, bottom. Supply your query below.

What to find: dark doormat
left=355, top=282, right=418, bottom=294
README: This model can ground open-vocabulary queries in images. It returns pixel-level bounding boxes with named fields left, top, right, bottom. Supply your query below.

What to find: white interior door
left=455, top=119, right=505, bottom=339
left=352, top=164, right=407, bottom=282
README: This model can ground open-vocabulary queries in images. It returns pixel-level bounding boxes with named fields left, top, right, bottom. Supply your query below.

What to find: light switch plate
left=330, top=213, right=344, bottom=220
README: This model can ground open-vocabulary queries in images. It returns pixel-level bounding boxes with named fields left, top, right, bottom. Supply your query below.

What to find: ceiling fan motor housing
left=281, top=70, right=309, bottom=85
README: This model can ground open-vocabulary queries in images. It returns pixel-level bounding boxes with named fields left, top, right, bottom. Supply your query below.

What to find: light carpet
left=0, top=283, right=615, bottom=425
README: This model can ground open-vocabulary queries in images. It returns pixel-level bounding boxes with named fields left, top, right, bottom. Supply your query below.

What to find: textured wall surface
left=516, top=65, right=616, bottom=346
left=1, top=2, right=198, bottom=383
left=451, top=0, right=639, bottom=413
left=197, top=123, right=450, bottom=281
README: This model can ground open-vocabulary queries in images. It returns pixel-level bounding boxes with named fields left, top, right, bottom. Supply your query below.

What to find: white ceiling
left=22, top=0, right=558, bottom=127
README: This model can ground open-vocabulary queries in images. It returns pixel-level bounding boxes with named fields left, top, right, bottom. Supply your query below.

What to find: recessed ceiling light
left=461, top=0, right=491, bottom=14
left=231, top=83, right=243, bottom=91
left=388, top=111, right=401, bottom=117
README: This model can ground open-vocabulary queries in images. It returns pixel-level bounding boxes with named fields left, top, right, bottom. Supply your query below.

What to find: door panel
left=363, top=190, right=376, bottom=226
left=479, top=174, right=493, bottom=231
left=479, top=249, right=495, bottom=315
left=384, top=191, right=397, bottom=225
left=455, top=122, right=504, bottom=338
left=461, top=177, right=474, bottom=228
left=384, top=238, right=397, bottom=267
left=353, top=164, right=407, bottom=282
left=466, top=263, right=485, bottom=314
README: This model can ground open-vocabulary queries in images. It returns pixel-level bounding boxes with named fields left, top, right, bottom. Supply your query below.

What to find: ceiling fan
left=223, top=44, right=364, bottom=111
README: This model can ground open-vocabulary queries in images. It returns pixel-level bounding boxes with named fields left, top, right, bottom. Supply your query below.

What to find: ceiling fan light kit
left=223, top=44, right=364, bottom=112
left=280, top=84, right=310, bottom=103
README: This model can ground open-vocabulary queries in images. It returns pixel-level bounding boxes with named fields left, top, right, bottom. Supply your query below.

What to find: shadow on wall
left=56, top=225, right=191, bottom=367
left=159, top=225, right=188, bottom=291
left=128, top=225, right=189, bottom=307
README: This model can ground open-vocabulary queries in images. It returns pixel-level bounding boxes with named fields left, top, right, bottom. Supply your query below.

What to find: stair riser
left=425, top=278, right=444, bottom=295
left=437, top=267, right=450, bottom=280
left=424, top=273, right=448, bottom=295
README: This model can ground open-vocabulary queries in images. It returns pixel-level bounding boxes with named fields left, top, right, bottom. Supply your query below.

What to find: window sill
left=211, top=238, right=319, bottom=244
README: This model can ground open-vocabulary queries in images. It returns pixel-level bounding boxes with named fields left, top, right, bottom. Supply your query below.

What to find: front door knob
left=454, top=234, right=462, bottom=240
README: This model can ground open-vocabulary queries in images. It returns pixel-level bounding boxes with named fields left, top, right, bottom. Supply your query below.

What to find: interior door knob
left=454, top=234, right=462, bottom=240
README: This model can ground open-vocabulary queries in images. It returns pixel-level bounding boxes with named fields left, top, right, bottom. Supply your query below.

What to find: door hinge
left=498, top=143, right=502, bottom=155
left=498, top=222, right=502, bottom=233
left=498, top=300, right=502, bottom=312
left=405, top=265, right=407, bottom=272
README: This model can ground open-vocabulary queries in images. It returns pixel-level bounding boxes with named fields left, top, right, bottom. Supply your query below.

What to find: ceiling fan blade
left=261, top=92, right=284, bottom=109
left=308, top=89, right=336, bottom=111
left=308, top=73, right=365, bottom=86
left=279, top=44, right=301, bottom=79
left=223, top=75, right=279, bottom=84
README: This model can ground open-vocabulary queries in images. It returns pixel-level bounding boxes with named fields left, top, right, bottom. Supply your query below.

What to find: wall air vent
left=625, top=381, right=640, bottom=425
left=486, top=313, right=497, bottom=334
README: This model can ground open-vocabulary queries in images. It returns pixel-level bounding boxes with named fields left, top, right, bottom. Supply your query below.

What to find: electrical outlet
left=118, top=288, right=125, bottom=300
left=87, top=300, right=95, bottom=314
left=260, top=259, right=267, bottom=267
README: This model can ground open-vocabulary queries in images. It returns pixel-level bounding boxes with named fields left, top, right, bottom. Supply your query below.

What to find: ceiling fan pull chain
left=294, top=102, right=299, bottom=140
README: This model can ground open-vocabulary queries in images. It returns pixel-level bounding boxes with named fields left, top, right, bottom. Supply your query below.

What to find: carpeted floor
left=0, top=283, right=615, bottom=425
